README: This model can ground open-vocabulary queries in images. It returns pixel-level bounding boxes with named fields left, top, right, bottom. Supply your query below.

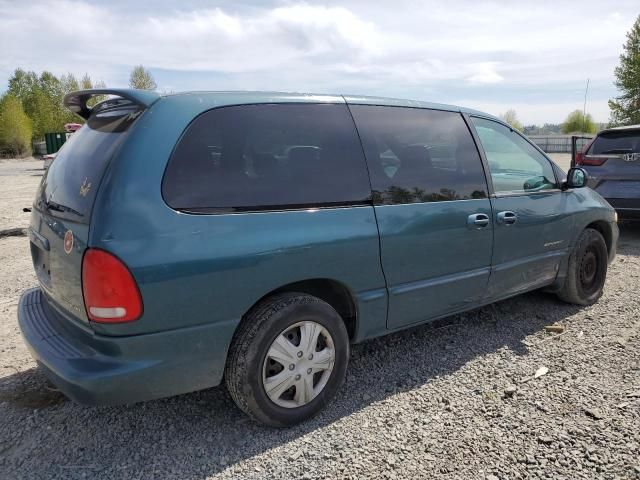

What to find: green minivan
left=19, top=89, right=618, bottom=426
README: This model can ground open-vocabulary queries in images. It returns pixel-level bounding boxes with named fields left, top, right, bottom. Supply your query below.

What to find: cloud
left=466, top=63, right=504, bottom=85
left=0, top=0, right=638, bottom=123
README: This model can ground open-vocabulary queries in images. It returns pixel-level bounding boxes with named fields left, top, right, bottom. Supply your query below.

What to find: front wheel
left=557, top=228, right=608, bottom=305
left=225, top=293, right=350, bottom=427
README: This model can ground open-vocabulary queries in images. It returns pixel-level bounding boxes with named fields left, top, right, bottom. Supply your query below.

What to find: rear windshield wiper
left=45, top=200, right=84, bottom=217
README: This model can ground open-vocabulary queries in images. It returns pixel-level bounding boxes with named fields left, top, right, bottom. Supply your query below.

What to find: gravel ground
left=548, top=153, right=571, bottom=172
left=0, top=157, right=43, bottom=232
left=0, top=157, right=638, bottom=480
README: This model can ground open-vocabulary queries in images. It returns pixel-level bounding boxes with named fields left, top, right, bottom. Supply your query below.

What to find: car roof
left=161, top=90, right=500, bottom=120
left=598, top=124, right=640, bottom=134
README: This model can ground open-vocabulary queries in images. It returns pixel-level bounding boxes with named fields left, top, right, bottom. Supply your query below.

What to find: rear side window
left=39, top=100, right=142, bottom=223
left=590, top=131, right=640, bottom=154
left=162, top=103, right=371, bottom=211
left=349, top=105, right=488, bottom=205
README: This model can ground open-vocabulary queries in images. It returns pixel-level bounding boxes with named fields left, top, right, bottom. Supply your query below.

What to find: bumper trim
left=18, top=288, right=238, bottom=405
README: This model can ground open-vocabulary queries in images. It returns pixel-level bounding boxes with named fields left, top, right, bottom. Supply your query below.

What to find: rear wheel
left=557, top=228, right=608, bottom=305
left=225, top=293, right=349, bottom=427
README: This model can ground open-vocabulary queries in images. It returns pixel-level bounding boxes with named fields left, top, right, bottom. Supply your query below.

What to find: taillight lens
left=82, top=249, right=143, bottom=323
left=578, top=155, right=608, bottom=166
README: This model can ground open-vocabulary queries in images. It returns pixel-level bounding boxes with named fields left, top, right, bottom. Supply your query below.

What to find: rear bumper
left=605, top=198, right=640, bottom=220
left=18, top=288, right=238, bottom=405
left=590, top=180, right=640, bottom=219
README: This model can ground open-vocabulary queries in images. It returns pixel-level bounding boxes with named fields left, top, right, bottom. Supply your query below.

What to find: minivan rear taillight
left=82, top=249, right=143, bottom=323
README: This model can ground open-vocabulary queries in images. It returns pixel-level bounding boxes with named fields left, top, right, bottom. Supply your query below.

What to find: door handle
left=467, top=213, right=490, bottom=229
left=497, top=211, right=518, bottom=225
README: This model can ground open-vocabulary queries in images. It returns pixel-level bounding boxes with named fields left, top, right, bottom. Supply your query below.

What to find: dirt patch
left=0, top=228, right=27, bottom=239
left=0, top=368, right=66, bottom=410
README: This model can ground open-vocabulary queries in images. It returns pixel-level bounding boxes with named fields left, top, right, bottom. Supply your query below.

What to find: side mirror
left=564, top=167, right=588, bottom=189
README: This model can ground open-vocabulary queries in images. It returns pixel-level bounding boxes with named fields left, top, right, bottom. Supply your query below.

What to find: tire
left=225, top=292, right=350, bottom=427
left=557, top=228, right=608, bottom=305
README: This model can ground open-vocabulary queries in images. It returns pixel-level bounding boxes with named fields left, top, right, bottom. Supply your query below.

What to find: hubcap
left=262, top=321, right=335, bottom=408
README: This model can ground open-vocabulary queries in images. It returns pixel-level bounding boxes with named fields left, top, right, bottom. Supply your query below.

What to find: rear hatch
left=581, top=128, right=640, bottom=205
left=30, top=93, right=149, bottom=324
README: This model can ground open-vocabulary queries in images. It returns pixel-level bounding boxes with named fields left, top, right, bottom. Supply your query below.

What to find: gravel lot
left=0, top=158, right=43, bottom=232
left=0, top=156, right=638, bottom=479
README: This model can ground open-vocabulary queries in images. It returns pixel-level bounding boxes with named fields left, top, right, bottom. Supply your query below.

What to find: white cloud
left=466, top=63, right=504, bottom=85
left=0, top=0, right=637, bottom=123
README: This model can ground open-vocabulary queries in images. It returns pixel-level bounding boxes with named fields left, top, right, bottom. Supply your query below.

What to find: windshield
left=37, top=103, right=142, bottom=222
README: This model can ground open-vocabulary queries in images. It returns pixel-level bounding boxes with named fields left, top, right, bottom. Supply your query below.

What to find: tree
left=60, top=73, right=80, bottom=94
left=7, top=69, right=38, bottom=101
left=8, top=70, right=63, bottom=138
left=5, top=69, right=108, bottom=139
left=78, top=73, right=107, bottom=107
left=609, top=15, right=640, bottom=126
left=499, top=109, right=523, bottom=131
left=129, top=65, right=157, bottom=90
left=561, top=110, right=597, bottom=134
left=0, top=94, right=33, bottom=156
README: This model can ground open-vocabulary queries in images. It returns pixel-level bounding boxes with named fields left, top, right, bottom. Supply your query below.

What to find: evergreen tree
left=609, top=15, right=640, bottom=126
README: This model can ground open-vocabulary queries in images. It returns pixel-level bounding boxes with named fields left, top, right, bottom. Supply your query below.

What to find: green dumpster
left=44, top=132, right=68, bottom=154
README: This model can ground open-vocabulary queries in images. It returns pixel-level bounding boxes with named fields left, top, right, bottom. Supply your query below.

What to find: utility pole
left=582, top=78, right=590, bottom=133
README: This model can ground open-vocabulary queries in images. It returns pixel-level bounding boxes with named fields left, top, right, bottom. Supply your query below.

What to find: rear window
left=162, top=103, right=371, bottom=212
left=38, top=100, right=142, bottom=222
left=590, top=130, right=640, bottom=154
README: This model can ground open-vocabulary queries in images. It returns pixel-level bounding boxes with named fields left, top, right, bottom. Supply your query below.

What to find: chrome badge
left=79, top=177, right=92, bottom=197
left=623, top=153, right=639, bottom=162
left=64, top=230, right=74, bottom=254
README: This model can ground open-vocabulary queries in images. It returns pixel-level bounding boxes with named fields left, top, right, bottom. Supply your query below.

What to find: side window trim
left=175, top=200, right=372, bottom=215
left=344, top=102, right=377, bottom=200
left=461, top=112, right=496, bottom=197
left=467, top=114, right=562, bottom=197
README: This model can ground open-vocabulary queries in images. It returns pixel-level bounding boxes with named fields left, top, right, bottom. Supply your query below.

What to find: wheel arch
left=244, top=278, right=359, bottom=341
left=584, top=220, right=613, bottom=256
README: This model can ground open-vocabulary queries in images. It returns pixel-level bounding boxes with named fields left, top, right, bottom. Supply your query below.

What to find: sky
left=0, top=0, right=637, bottom=125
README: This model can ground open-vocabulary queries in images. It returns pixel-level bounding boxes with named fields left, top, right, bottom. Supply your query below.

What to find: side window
left=349, top=105, right=488, bottom=205
left=470, top=117, right=558, bottom=194
left=163, top=103, right=371, bottom=211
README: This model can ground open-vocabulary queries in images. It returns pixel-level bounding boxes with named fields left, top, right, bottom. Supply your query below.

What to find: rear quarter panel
left=89, top=95, right=388, bottom=338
